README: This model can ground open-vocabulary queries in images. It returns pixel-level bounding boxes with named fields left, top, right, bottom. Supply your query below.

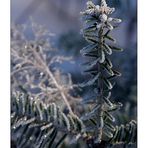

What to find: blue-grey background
left=11, top=0, right=137, bottom=122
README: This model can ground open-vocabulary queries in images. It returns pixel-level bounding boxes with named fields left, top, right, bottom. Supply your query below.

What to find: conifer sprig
left=11, top=0, right=137, bottom=147
left=80, top=0, right=136, bottom=145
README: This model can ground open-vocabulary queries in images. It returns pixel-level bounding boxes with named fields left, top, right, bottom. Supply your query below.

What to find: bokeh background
left=11, top=0, right=137, bottom=130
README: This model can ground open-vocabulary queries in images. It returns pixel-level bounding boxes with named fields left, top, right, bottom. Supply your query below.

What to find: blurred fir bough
left=11, top=0, right=137, bottom=148
left=11, top=20, right=82, bottom=114
left=11, top=92, right=84, bottom=148
left=11, top=20, right=85, bottom=148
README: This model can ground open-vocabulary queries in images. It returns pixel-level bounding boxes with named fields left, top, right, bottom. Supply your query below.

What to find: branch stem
left=31, top=47, right=74, bottom=115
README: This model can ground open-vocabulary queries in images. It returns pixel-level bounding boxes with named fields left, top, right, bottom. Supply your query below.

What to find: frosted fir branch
left=11, top=92, right=85, bottom=148
left=11, top=92, right=85, bottom=134
left=81, top=0, right=121, bottom=31
left=80, top=0, right=136, bottom=145
left=11, top=22, right=80, bottom=115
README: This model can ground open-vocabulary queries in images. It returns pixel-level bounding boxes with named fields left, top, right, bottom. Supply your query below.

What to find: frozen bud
left=87, top=1, right=93, bottom=5
left=87, top=1, right=95, bottom=9
left=110, top=8, right=115, bottom=13
left=100, top=14, right=108, bottom=22
left=86, top=1, right=91, bottom=5
left=112, top=18, right=122, bottom=23
left=85, top=9, right=95, bottom=15
left=107, top=7, right=115, bottom=14
left=108, top=18, right=113, bottom=22
left=101, top=0, right=107, bottom=7
left=96, top=5, right=100, bottom=11
left=108, top=18, right=122, bottom=23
